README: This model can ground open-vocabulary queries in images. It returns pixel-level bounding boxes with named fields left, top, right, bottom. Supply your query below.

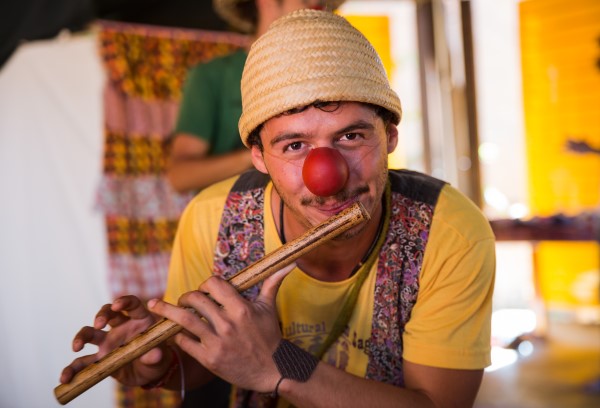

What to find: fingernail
left=147, top=299, right=158, bottom=309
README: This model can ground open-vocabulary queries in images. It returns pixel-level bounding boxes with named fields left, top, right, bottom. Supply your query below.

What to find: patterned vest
left=212, top=169, right=445, bottom=407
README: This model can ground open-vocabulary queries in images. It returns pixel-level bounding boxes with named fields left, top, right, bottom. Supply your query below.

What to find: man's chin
left=333, top=222, right=368, bottom=242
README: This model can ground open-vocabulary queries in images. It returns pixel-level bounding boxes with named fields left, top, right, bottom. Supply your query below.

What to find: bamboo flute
left=55, top=202, right=369, bottom=405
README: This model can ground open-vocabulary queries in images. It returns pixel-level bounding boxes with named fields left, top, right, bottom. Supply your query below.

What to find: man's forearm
left=279, top=363, right=434, bottom=408
left=163, top=350, right=216, bottom=391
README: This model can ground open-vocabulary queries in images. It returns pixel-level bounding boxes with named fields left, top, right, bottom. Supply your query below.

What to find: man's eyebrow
left=270, top=132, right=304, bottom=147
left=337, top=120, right=376, bottom=134
left=269, top=120, right=377, bottom=147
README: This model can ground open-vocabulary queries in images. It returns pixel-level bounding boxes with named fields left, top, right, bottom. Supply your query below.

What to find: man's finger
left=73, top=326, right=107, bottom=351
left=112, top=295, right=150, bottom=320
left=256, top=263, right=296, bottom=305
left=60, top=354, right=99, bottom=384
left=148, top=298, right=212, bottom=340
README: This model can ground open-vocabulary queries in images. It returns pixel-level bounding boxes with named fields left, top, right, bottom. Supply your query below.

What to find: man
left=167, top=0, right=346, bottom=194
left=169, top=2, right=344, bottom=405
left=61, top=10, right=495, bottom=407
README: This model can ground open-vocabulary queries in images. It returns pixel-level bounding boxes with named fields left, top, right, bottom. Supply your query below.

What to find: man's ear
left=251, top=146, right=268, bottom=174
left=386, top=123, right=399, bottom=154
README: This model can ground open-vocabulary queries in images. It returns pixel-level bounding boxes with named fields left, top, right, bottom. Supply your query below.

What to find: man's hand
left=59, top=295, right=173, bottom=387
left=148, top=264, right=295, bottom=393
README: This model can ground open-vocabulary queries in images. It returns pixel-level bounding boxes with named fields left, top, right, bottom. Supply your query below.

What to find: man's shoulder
left=229, top=169, right=271, bottom=192
left=434, top=183, right=494, bottom=244
left=388, top=169, right=493, bottom=241
left=187, top=175, right=238, bottom=210
left=388, top=169, right=446, bottom=206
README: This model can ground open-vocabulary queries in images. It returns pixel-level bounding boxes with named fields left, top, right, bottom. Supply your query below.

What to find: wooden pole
left=55, top=202, right=369, bottom=404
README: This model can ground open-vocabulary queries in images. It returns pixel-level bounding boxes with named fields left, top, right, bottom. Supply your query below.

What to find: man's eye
left=285, top=141, right=303, bottom=151
left=341, top=133, right=359, bottom=141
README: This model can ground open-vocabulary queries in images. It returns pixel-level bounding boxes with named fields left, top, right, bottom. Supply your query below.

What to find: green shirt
left=175, top=49, right=247, bottom=154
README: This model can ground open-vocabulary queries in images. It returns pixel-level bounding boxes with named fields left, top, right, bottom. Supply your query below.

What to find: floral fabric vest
left=212, top=169, right=445, bottom=407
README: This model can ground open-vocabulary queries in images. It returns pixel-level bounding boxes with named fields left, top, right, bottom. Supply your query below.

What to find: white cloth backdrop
left=0, top=31, right=113, bottom=407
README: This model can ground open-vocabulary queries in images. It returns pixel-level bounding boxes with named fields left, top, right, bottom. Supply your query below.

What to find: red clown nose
left=302, top=147, right=349, bottom=197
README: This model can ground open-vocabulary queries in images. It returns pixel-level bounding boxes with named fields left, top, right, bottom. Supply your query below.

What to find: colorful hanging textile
left=95, top=19, right=249, bottom=407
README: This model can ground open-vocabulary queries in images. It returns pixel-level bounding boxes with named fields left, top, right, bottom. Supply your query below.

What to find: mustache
left=300, top=185, right=370, bottom=206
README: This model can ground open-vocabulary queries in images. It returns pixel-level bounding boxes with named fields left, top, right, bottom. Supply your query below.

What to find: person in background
left=167, top=0, right=346, bottom=194
left=61, top=10, right=495, bottom=408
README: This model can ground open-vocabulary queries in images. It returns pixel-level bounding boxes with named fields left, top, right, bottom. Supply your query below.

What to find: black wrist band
left=272, top=339, right=318, bottom=388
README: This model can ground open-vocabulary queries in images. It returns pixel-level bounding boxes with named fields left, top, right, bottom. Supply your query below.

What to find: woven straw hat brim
left=239, top=9, right=402, bottom=145
left=213, top=0, right=348, bottom=34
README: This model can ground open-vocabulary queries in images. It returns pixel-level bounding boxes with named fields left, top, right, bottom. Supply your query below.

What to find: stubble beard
left=274, top=162, right=389, bottom=242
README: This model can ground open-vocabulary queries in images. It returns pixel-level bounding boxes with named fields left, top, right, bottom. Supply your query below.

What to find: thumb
left=257, top=262, right=296, bottom=306
left=138, top=345, right=164, bottom=366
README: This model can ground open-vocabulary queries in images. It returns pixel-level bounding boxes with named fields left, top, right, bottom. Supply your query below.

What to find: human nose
left=302, top=147, right=349, bottom=196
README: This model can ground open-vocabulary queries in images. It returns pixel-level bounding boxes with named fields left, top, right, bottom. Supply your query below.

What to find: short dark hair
left=246, top=101, right=396, bottom=151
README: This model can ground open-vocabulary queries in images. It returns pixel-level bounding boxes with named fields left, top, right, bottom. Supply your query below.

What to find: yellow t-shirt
left=164, top=173, right=495, bottom=379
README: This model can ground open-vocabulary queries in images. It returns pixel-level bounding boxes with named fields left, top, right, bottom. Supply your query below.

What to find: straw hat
left=213, top=0, right=347, bottom=34
left=239, top=9, right=403, bottom=146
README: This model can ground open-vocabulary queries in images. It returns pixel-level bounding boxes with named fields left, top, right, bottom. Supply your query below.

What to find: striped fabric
left=96, top=19, right=249, bottom=407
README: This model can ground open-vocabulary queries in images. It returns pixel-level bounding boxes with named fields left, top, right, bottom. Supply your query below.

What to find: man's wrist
left=141, top=347, right=180, bottom=390
left=270, top=376, right=286, bottom=398
left=270, top=339, right=319, bottom=397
